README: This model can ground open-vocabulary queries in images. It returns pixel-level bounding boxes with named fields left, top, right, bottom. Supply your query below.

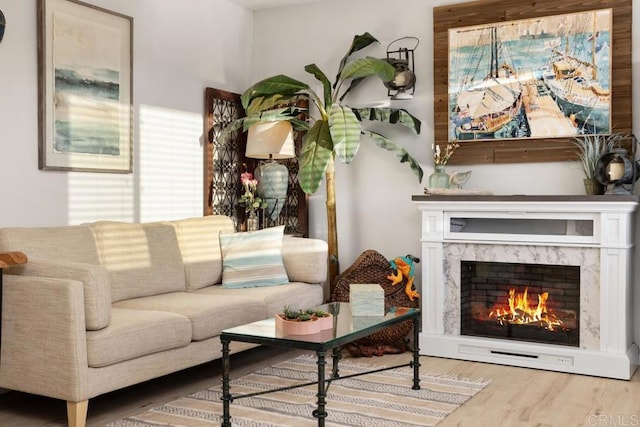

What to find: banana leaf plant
left=221, top=33, right=423, bottom=294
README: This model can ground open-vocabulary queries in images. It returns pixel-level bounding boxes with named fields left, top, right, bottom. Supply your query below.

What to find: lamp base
left=255, top=161, right=288, bottom=221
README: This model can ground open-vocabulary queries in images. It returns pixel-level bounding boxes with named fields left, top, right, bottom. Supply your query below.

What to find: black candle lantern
left=384, top=37, right=419, bottom=100
left=594, top=135, right=640, bottom=195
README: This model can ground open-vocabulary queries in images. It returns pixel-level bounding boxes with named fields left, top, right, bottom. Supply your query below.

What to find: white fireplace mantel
left=412, top=195, right=639, bottom=379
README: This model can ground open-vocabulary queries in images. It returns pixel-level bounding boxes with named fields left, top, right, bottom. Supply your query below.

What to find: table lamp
left=245, top=121, right=295, bottom=221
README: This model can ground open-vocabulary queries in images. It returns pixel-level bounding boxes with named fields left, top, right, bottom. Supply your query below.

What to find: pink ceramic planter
left=275, top=313, right=333, bottom=336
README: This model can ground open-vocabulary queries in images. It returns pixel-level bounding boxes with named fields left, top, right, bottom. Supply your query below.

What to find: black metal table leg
left=312, top=350, right=327, bottom=426
left=221, top=338, right=231, bottom=427
left=331, top=347, right=341, bottom=379
left=412, top=314, right=421, bottom=390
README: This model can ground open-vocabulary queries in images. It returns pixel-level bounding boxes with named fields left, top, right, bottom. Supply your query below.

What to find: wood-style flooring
left=0, top=346, right=639, bottom=426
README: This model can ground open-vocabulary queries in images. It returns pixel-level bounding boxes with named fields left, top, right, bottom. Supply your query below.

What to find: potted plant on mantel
left=275, top=306, right=333, bottom=335
left=571, top=133, right=623, bottom=195
left=221, top=33, right=423, bottom=295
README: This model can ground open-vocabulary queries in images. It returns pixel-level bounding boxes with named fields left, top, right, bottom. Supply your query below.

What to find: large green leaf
left=339, top=77, right=365, bottom=102
left=298, top=120, right=333, bottom=194
left=334, top=32, right=379, bottom=88
left=340, top=56, right=395, bottom=82
left=239, top=107, right=300, bottom=131
left=289, top=117, right=311, bottom=132
left=304, top=64, right=332, bottom=110
left=352, top=107, right=421, bottom=134
left=241, top=75, right=309, bottom=109
left=246, top=94, right=299, bottom=115
left=329, top=105, right=361, bottom=164
left=361, top=129, right=424, bottom=183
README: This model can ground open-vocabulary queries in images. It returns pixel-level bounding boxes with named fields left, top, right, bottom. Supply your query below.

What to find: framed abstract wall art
left=37, top=0, right=133, bottom=173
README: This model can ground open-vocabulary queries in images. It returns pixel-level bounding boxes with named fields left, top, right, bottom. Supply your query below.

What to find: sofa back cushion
left=171, top=215, right=235, bottom=291
left=92, top=221, right=186, bottom=302
left=0, top=225, right=101, bottom=264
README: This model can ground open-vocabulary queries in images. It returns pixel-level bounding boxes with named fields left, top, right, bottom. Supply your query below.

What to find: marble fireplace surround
left=413, top=195, right=639, bottom=380
left=444, top=243, right=600, bottom=350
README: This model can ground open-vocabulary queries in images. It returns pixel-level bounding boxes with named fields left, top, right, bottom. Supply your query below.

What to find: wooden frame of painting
left=37, top=0, right=133, bottom=173
left=433, top=0, right=632, bottom=165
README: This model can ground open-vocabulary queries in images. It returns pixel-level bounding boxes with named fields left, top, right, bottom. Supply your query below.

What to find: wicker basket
left=330, top=250, right=419, bottom=352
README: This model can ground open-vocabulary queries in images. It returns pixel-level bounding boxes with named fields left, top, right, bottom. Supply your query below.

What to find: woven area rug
left=107, top=354, right=489, bottom=427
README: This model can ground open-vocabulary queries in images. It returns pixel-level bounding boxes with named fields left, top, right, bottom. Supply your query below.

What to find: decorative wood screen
left=204, top=88, right=308, bottom=236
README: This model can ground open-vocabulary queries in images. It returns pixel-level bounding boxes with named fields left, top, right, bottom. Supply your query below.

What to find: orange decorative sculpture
left=387, top=255, right=420, bottom=301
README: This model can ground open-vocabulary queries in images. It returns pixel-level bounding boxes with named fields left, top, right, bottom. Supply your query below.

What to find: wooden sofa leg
left=67, top=400, right=88, bottom=427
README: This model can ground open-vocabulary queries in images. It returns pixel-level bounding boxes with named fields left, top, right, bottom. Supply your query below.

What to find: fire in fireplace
left=460, top=261, right=580, bottom=347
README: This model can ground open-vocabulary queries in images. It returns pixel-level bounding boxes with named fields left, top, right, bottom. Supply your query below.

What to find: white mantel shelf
left=412, top=194, right=639, bottom=204
left=412, top=194, right=639, bottom=380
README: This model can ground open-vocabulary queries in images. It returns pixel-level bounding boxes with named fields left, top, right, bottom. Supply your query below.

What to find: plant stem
left=325, top=157, right=339, bottom=296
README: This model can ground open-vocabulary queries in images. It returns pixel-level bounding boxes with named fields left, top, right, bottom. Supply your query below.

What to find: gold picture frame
left=37, top=0, right=133, bottom=173
left=433, top=0, right=632, bottom=165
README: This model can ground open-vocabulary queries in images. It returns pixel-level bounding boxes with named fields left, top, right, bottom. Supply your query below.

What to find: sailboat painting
left=448, top=9, right=612, bottom=142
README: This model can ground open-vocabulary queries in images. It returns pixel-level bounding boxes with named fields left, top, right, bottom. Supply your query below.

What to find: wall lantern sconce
left=594, top=135, right=640, bottom=195
left=384, top=36, right=419, bottom=100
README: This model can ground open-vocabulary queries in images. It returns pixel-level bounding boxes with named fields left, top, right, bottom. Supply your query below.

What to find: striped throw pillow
left=219, top=226, right=289, bottom=288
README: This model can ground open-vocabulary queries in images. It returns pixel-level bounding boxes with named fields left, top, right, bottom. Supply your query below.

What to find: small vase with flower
left=238, top=172, right=267, bottom=231
left=429, top=141, right=460, bottom=188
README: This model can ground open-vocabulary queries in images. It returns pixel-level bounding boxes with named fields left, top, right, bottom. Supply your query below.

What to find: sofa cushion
left=171, top=215, right=235, bottom=291
left=86, top=308, right=192, bottom=368
left=219, top=226, right=289, bottom=289
left=196, top=282, right=325, bottom=317
left=0, top=225, right=100, bottom=264
left=92, top=221, right=186, bottom=302
left=281, top=236, right=328, bottom=284
left=113, top=292, right=266, bottom=340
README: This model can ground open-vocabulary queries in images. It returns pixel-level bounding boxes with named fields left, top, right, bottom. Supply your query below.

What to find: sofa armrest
left=281, top=237, right=328, bottom=284
left=0, top=275, right=89, bottom=402
left=7, top=258, right=111, bottom=330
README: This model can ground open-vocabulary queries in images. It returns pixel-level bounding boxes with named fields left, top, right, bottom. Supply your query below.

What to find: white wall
left=0, top=0, right=638, bottom=290
left=252, top=0, right=640, bottom=290
left=0, top=0, right=253, bottom=226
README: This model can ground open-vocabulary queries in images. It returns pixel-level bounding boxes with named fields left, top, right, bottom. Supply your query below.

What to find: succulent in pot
left=275, top=306, right=333, bottom=335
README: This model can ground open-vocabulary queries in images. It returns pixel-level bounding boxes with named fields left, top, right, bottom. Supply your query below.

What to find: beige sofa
left=0, top=215, right=327, bottom=427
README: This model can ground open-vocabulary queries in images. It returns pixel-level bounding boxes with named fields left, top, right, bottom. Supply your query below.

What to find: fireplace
left=413, top=195, right=639, bottom=379
left=460, top=261, right=580, bottom=347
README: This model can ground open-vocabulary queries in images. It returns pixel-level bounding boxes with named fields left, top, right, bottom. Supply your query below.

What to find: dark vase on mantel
left=583, top=178, right=604, bottom=195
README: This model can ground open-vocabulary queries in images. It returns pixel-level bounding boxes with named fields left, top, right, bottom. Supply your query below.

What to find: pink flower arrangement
left=238, top=172, right=267, bottom=217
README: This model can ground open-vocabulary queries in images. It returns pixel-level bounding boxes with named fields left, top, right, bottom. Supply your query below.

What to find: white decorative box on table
left=350, top=283, right=384, bottom=316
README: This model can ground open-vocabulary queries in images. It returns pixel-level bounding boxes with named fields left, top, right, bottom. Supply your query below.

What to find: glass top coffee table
left=220, top=302, right=421, bottom=427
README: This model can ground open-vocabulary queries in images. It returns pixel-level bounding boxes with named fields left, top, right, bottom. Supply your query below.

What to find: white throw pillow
left=219, top=226, right=289, bottom=288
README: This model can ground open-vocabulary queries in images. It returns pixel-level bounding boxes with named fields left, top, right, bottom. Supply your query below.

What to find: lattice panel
left=204, top=88, right=244, bottom=228
left=204, top=88, right=308, bottom=236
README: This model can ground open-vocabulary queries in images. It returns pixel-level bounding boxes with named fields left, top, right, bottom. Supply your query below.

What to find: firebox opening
left=460, top=261, right=580, bottom=347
